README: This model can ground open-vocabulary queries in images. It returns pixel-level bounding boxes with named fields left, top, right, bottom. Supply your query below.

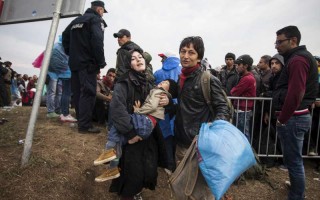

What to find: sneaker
left=278, top=165, right=288, bottom=172
left=94, top=149, right=117, bottom=166
left=308, top=148, right=318, bottom=156
left=95, top=168, right=120, bottom=182
left=78, top=127, right=100, bottom=134
left=60, top=114, right=77, bottom=122
left=133, top=192, right=143, bottom=200
left=47, top=112, right=59, bottom=118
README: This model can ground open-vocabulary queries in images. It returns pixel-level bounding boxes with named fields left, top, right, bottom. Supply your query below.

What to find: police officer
left=62, top=0, right=107, bottom=134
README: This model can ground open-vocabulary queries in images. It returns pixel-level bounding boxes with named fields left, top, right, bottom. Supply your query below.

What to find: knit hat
left=166, top=79, right=178, bottom=99
left=225, top=52, right=236, bottom=60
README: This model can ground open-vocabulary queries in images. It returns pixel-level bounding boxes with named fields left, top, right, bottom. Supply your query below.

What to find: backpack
left=200, top=70, right=234, bottom=122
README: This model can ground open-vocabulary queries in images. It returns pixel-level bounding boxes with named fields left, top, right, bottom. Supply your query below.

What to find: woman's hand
left=158, top=93, right=169, bottom=107
left=128, top=135, right=143, bottom=144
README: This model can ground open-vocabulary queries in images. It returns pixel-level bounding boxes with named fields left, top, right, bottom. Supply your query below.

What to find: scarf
left=179, top=64, right=200, bottom=89
left=130, top=69, right=148, bottom=99
left=102, top=76, right=113, bottom=90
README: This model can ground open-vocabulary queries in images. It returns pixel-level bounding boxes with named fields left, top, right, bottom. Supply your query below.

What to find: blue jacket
left=154, top=56, right=181, bottom=138
left=48, top=43, right=71, bottom=80
left=154, top=57, right=181, bottom=84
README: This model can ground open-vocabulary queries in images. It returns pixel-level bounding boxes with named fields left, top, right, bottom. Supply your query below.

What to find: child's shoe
left=94, top=149, right=116, bottom=166
left=95, top=168, right=120, bottom=182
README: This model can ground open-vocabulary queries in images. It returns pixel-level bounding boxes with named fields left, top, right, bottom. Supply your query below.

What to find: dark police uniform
left=62, top=8, right=107, bottom=131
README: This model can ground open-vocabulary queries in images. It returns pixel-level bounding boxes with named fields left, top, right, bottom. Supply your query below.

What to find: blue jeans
left=106, top=126, right=123, bottom=168
left=46, top=78, right=62, bottom=113
left=277, top=114, right=311, bottom=200
left=60, top=78, right=71, bottom=116
left=233, top=111, right=252, bottom=141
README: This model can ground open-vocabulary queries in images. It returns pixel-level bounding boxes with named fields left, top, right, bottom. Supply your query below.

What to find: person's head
left=275, top=25, right=301, bottom=55
left=33, top=75, right=38, bottom=81
left=158, top=79, right=178, bottom=99
left=130, top=50, right=145, bottom=72
left=106, top=68, right=116, bottom=82
left=258, top=55, right=271, bottom=71
left=225, top=52, right=236, bottom=67
left=235, top=54, right=253, bottom=75
left=269, top=54, right=284, bottom=74
left=102, top=75, right=113, bottom=89
left=113, top=29, right=131, bottom=46
left=23, top=74, right=28, bottom=81
left=4, top=61, right=12, bottom=67
left=179, top=36, right=204, bottom=68
left=91, top=0, right=107, bottom=17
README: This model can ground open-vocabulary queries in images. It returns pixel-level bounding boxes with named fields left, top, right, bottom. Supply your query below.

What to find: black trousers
left=71, top=69, right=97, bottom=130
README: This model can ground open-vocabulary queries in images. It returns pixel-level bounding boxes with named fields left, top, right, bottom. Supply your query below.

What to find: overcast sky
left=0, top=0, right=319, bottom=76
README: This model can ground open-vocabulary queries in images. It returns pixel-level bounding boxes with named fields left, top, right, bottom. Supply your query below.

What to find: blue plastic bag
left=197, top=120, right=256, bottom=200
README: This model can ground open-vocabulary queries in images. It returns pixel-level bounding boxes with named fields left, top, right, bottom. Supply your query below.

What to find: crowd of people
left=0, top=58, right=38, bottom=108
left=1, top=1, right=320, bottom=199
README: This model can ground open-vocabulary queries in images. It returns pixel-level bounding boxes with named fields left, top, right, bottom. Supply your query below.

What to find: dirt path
left=0, top=107, right=319, bottom=199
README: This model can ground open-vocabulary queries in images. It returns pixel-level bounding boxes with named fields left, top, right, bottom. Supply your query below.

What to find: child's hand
left=133, top=100, right=141, bottom=112
left=128, top=136, right=143, bottom=144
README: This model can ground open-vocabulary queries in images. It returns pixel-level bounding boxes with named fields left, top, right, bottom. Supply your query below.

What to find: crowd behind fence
left=228, top=96, right=320, bottom=159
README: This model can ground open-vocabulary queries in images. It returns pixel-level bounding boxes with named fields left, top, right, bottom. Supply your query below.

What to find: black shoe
left=78, top=127, right=101, bottom=134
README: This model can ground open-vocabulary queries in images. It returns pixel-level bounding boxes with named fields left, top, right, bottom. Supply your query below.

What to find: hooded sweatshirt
left=154, top=56, right=181, bottom=84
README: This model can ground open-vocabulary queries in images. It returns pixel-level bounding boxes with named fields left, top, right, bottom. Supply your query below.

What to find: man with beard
left=273, top=25, right=318, bottom=199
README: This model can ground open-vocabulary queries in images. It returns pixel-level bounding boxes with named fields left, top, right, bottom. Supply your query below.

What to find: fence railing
left=228, top=97, right=320, bottom=158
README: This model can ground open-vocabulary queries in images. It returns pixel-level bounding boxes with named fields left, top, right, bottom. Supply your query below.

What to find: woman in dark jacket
left=108, top=50, right=168, bottom=199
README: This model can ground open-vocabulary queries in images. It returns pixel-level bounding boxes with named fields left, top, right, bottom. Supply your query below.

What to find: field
left=0, top=106, right=319, bottom=200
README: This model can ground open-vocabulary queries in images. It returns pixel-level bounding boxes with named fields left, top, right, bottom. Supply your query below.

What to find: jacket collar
left=283, top=45, right=306, bottom=63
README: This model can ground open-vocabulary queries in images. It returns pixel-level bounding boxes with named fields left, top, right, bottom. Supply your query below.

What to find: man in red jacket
left=231, top=54, right=256, bottom=141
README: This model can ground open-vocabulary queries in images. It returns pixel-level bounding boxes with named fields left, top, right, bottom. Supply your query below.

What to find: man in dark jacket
left=273, top=25, right=318, bottom=199
left=175, top=36, right=230, bottom=157
left=113, top=29, right=143, bottom=80
left=174, top=36, right=229, bottom=199
left=218, top=52, right=239, bottom=95
left=62, top=0, right=107, bottom=134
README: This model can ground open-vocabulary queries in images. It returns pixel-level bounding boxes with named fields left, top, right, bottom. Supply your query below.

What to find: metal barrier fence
left=228, top=96, right=320, bottom=159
